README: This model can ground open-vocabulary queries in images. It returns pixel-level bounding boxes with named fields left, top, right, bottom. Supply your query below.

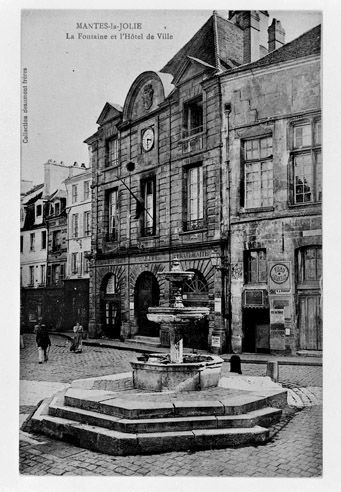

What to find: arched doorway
left=134, top=272, right=160, bottom=336
left=182, top=269, right=209, bottom=349
left=101, top=273, right=121, bottom=339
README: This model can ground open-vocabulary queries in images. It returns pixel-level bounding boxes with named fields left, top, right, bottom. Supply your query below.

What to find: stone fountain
left=130, top=258, right=224, bottom=392
left=26, top=261, right=288, bottom=456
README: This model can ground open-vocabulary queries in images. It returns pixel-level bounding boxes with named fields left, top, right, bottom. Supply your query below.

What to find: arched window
left=182, top=270, right=208, bottom=306
left=106, top=274, right=116, bottom=294
left=297, top=246, right=322, bottom=285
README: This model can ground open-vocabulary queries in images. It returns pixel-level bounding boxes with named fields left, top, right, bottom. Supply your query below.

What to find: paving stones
left=19, top=334, right=322, bottom=476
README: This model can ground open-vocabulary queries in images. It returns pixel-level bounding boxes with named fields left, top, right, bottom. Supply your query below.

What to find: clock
left=142, top=127, right=154, bottom=152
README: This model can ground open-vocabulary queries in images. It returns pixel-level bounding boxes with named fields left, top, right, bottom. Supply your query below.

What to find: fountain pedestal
left=131, top=258, right=223, bottom=392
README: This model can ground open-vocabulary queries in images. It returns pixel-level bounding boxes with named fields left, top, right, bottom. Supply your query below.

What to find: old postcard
left=14, top=3, right=328, bottom=487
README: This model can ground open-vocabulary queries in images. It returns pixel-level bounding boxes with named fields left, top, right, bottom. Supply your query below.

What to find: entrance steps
left=28, top=379, right=287, bottom=456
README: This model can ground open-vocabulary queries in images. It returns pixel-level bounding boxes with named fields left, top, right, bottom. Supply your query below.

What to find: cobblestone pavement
left=19, top=334, right=323, bottom=477
left=19, top=406, right=322, bottom=477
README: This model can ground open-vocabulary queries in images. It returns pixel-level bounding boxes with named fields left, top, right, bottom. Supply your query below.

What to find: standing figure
left=36, top=322, right=51, bottom=364
left=71, top=322, right=83, bottom=353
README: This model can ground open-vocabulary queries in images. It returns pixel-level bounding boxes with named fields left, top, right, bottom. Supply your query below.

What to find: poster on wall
left=268, top=261, right=291, bottom=294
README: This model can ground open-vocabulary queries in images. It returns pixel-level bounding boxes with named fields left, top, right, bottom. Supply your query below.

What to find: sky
left=21, top=9, right=322, bottom=185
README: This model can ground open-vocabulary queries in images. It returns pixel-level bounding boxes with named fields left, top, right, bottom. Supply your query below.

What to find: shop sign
left=211, top=336, right=221, bottom=348
left=269, top=261, right=291, bottom=294
left=270, top=264, right=289, bottom=284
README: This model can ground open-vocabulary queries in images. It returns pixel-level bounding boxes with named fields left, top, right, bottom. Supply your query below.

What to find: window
left=71, top=214, right=79, bottom=238
left=106, top=137, right=118, bottom=167
left=20, top=267, right=23, bottom=286
left=52, top=230, right=62, bottom=252
left=244, top=249, right=267, bottom=284
left=297, top=246, right=322, bottom=284
left=71, top=253, right=78, bottom=274
left=84, top=180, right=90, bottom=201
left=41, top=231, right=46, bottom=249
left=30, top=233, right=35, bottom=251
left=20, top=236, right=23, bottom=253
left=84, top=253, right=90, bottom=274
left=184, top=165, right=204, bottom=231
left=84, top=211, right=91, bottom=236
left=36, top=204, right=42, bottom=217
left=291, top=119, right=321, bottom=204
left=243, top=136, right=273, bottom=209
left=40, top=265, right=46, bottom=285
left=183, top=97, right=203, bottom=138
left=72, top=184, right=78, bottom=203
left=54, top=202, right=60, bottom=216
left=107, top=190, right=118, bottom=241
left=141, top=178, right=156, bottom=237
left=29, top=266, right=34, bottom=285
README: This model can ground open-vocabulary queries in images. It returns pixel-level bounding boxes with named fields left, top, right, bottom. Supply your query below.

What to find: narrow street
left=19, top=334, right=322, bottom=477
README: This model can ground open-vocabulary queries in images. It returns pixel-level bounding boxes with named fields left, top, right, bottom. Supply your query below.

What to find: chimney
left=268, top=19, right=285, bottom=52
left=229, top=10, right=269, bottom=63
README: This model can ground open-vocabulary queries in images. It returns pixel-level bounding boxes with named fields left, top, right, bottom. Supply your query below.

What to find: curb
left=50, top=333, right=322, bottom=367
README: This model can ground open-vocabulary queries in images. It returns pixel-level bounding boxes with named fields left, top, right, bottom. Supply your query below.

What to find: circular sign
left=270, top=264, right=289, bottom=284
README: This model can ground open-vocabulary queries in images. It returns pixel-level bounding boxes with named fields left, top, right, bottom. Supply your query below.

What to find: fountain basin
left=147, top=306, right=209, bottom=324
left=131, top=353, right=223, bottom=392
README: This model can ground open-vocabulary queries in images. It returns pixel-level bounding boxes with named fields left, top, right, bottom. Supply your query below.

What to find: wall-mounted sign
left=244, top=290, right=266, bottom=307
left=214, top=298, right=221, bottom=313
left=211, top=336, right=221, bottom=348
left=270, top=309, right=285, bottom=325
left=270, top=264, right=289, bottom=284
left=269, top=261, right=291, bottom=294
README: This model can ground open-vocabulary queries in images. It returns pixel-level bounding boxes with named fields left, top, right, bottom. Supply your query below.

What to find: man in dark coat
left=36, top=322, right=51, bottom=364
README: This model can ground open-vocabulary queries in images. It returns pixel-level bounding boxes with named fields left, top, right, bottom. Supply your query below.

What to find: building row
left=21, top=11, right=322, bottom=355
left=20, top=160, right=92, bottom=331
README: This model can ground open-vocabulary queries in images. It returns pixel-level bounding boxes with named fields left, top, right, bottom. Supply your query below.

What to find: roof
left=230, top=24, right=321, bottom=74
left=160, top=13, right=243, bottom=76
left=22, top=182, right=44, bottom=198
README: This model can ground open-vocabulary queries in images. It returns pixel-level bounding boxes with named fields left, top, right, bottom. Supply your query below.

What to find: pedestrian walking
left=70, top=321, right=83, bottom=353
left=36, top=322, right=51, bottom=364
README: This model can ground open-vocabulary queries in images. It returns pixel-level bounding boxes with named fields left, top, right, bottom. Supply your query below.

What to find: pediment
left=96, top=102, right=123, bottom=125
left=174, top=56, right=217, bottom=86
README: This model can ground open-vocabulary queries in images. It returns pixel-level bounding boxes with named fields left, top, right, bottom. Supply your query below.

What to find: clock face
left=142, top=128, right=154, bottom=151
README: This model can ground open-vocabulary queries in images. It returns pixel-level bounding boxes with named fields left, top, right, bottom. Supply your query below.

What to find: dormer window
left=55, top=202, right=60, bottom=216
left=36, top=204, right=42, bottom=217
left=183, top=97, right=203, bottom=138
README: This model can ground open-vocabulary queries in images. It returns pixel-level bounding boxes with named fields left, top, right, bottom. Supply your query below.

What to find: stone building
left=222, top=23, right=322, bottom=353
left=85, top=11, right=321, bottom=354
left=63, top=165, right=92, bottom=330
left=20, top=159, right=85, bottom=330
left=20, top=183, right=47, bottom=329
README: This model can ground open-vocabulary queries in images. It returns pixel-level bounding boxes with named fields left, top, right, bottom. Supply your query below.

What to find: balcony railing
left=181, top=127, right=204, bottom=154
left=106, top=230, right=118, bottom=242
left=183, top=218, right=205, bottom=232
left=141, top=225, right=155, bottom=237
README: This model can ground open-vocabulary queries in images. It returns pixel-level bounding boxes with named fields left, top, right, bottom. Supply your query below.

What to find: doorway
left=298, top=293, right=322, bottom=350
left=134, top=272, right=160, bottom=336
left=101, top=273, right=121, bottom=339
left=242, top=308, right=270, bottom=353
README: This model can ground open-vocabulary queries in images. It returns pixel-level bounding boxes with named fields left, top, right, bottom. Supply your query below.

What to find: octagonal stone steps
left=63, top=387, right=286, bottom=419
left=28, top=385, right=286, bottom=455
left=31, top=413, right=272, bottom=455
left=49, top=402, right=282, bottom=434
